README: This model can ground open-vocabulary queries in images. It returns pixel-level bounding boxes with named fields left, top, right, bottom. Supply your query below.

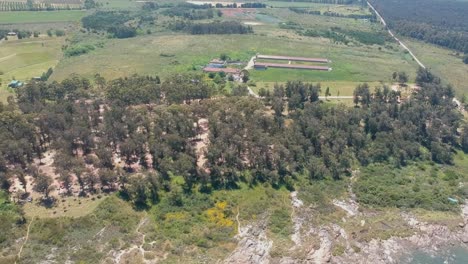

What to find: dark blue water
left=402, top=246, right=468, bottom=264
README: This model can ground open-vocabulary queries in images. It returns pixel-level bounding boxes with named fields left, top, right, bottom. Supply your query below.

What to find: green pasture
left=0, top=36, right=64, bottom=101
left=51, top=32, right=416, bottom=83
left=0, top=10, right=85, bottom=24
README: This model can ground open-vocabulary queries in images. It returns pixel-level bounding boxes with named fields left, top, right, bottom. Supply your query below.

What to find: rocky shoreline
left=224, top=193, right=468, bottom=264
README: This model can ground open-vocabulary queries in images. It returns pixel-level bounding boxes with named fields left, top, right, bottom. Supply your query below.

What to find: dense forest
left=370, top=0, right=468, bottom=53
left=0, top=68, right=465, bottom=210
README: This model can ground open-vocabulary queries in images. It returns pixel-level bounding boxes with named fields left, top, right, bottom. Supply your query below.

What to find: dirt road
left=367, top=1, right=426, bottom=69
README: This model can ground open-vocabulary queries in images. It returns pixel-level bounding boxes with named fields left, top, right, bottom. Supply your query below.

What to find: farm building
left=254, top=62, right=331, bottom=71
left=256, top=55, right=329, bottom=63
left=210, top=59, right=226, bottom=65
left=8, top=80, right=23, bottom=88
left=203, top=67, right=241, bottom=74
left=206, top=59, right=227, bottom=68
left=7, top=32, right=16, bottom=36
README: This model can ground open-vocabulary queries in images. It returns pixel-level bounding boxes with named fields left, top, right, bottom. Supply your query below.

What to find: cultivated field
left=0, top=0, right=83, bottom=11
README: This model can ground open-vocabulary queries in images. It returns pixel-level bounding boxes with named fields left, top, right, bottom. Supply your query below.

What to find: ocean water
left=402, top=246, right=468, bottom=264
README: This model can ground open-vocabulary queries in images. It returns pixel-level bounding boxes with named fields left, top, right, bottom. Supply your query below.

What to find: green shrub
left=64, top=44, right=95, bottom=57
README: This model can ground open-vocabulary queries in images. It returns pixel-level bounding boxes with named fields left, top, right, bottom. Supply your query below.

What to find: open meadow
left=50, top=32, right=416, bottom=83
left=0, top=36, right=65, bottom=102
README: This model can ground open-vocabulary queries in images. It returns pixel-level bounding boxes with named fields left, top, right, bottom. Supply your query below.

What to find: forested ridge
left=370, top=0, right=468, bottom=53
left=0, top=69, right=466, bottom=211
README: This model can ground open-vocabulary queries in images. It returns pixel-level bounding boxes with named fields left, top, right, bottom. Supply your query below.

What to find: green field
left=0, top=36, right=64, bottom=102
left=51, top=31, right=416, bottom=83
left=402, top=38, right=468, bottom=96
left=0, top=10, right=86, bottom=24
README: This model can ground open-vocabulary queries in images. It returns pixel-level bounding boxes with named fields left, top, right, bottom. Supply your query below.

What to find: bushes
left=108, top=26, right=136, bottom=39
left=64, top=44, right=95, bottom=57
left=301, top=28, right=385, bottom=45
left=354, top=164, right=461, bottom=211
left=82, top=11, right=130, bottom=31
left=170, top=21, right=253, bottom=35
left=82, top=11, right=137, bottom=38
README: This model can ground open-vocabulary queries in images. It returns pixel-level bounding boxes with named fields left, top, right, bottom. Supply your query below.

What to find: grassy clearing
left=0, top=10, right=85, bottom=24
left=20, top=196, right=142, bottom=264
left=0, top=36, right=64, bottom=101
left=402, top=38, right=468, bottom=96
left=23, top=194, right=106, bottom=218
left=0, top=86, right=13, bottom=103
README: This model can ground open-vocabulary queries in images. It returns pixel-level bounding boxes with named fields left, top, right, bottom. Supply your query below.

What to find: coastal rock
left=224, top=223, right=272, bottom=264
left=461, top=233, right=468, bottom=243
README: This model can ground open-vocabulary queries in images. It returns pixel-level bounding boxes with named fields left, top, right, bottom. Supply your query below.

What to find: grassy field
left=51, top=32, right=416, bottom=83
left=0, top=10, right=85, bottom=24
left=402, top=38, right=468, bottom=96
left=23, top=194, right=106, bottom=218
left=0, top=36, right=64, bottom=102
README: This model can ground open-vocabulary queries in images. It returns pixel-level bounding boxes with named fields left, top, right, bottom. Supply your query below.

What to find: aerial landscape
left=1, top=0, right=468, bottom=263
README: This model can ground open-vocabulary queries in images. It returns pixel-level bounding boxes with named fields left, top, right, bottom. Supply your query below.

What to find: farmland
left=50, top=2, right=416, bottom=86
left=0, top=10, right=85, bottom=24
left=0, top=0, right=83, bottom=11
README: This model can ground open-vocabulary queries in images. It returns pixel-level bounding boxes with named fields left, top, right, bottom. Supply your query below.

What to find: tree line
left=81, top=11, right=138, bottom=39
left=169, top=21, right=253, bottom=35
left=163, top=6, right=221, bottom=20
left=370, top=0, right=468, bottom=53
left=0, top=67, right=466, bottom=208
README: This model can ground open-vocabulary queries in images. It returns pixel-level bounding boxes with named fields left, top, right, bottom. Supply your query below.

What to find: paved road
left=367, top=1, right=426, bottom=69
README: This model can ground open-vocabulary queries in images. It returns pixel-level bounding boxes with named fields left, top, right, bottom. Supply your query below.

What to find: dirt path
left=194, top=118, right=209, bottom=169
left=245, top=56, right=256, bottom=70
left=0, top=53, right=16, bottom=62
left=366, top=1, right=425, bottom=69
left=15, top=217, right=34, bottom=264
